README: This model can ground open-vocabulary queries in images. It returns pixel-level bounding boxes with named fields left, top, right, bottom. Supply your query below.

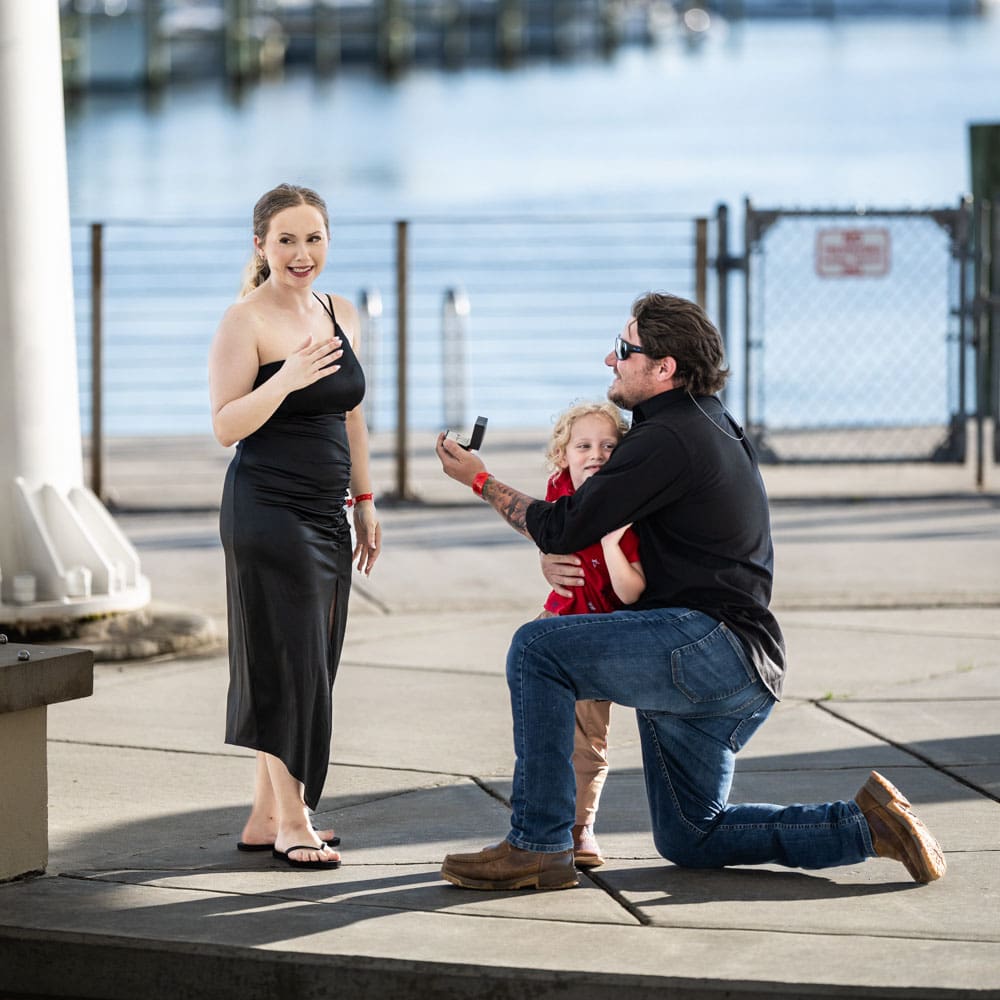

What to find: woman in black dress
left=209, top=184, right=381, bottom=870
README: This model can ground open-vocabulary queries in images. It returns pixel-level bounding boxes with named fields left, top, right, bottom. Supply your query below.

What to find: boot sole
left=441, top=869, right=579, bottom=891
left=574, top=853, right=605, bottom=869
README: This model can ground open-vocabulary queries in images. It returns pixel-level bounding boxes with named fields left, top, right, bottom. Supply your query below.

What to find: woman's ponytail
left=239, top=252, right=270, bottom=298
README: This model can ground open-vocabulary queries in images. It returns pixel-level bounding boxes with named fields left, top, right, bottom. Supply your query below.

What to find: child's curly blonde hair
left=545, top=402, right=629, bottom=474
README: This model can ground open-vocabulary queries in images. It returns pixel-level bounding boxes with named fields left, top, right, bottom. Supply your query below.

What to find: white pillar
left=0, top=0, right=149, bottom=623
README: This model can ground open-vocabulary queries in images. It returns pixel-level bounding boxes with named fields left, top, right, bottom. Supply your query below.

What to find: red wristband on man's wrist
left=471, top=472, right=492, bottom=497
left=346, top=492, right=374, bottom=508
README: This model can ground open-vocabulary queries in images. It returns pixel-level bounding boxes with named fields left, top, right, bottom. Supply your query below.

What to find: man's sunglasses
left=613, top=335, right=647, bottom=361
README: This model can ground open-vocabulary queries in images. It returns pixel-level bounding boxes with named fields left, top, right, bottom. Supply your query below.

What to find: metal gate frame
left=734, top=198, right=976, bottom=465
left=973, top=198, right=1000, bottom=469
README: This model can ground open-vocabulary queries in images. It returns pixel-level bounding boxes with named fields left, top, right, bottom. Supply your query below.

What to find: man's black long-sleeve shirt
left=525, top=388, right=786, bottom=698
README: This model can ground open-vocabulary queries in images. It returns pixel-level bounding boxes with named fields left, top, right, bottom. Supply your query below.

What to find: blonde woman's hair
left=545, top=401, right=629, bottom=473
left=239, top=183, right=330, bottom=297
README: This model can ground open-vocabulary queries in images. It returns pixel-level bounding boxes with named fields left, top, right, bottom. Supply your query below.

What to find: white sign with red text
left=815, top=228, right=891, bottom=278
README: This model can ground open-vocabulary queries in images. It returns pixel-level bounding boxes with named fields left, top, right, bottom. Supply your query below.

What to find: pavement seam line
left=51, top=872, right=650, bottom=929
left=451, top=780, right=655, bottom=925
left=775, top=600, right=1000, bottom=611
left=350, top=583, right=392, bottom=615
left=814, top=701, right=1000, bottom=805
left=340, top=659, right=508, bottom=678
left=450, top=775, right=652, bottom=925
left=469, top=774, right=511, bottom=808
left=782, top=621, right=1000, bottom=639
left=819, top=697, right=1000, bottom=703
left=47, top=738, right=493, bottom=777
left=584, top=870, right=653, bottom=926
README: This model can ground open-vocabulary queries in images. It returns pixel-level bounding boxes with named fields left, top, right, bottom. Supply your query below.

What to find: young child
left=540, top=402, right=645, bottom=869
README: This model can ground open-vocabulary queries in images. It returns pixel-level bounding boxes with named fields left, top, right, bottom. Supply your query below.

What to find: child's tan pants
left=574, top=699, right=611, bottom=827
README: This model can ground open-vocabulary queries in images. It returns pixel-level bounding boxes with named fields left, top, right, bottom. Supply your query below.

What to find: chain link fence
left=742, top=202, right=972, bottom=463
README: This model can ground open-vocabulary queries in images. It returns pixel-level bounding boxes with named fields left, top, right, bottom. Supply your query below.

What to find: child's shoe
left=572, top=823, right=605, bottom=868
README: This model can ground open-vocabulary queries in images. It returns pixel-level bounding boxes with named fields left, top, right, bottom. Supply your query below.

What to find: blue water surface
left=66, top=15, right=1000, bottom=218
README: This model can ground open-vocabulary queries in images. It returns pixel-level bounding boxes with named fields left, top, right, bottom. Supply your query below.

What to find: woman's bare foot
left=240, top=821, right=338, bottom=848
left=275, top=843, right=341, bottom=865
left=248, top=752, right=342, bottom=865
left=274, top=824, right=341, bottom=866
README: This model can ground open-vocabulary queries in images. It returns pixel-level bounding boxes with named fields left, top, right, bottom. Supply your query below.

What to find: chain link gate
left=741, top=200, right=973, bottom=464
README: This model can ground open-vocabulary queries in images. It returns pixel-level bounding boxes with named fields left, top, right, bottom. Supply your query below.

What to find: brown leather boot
left=441, top=840, right=578, bottom=890
left=855, top=770, right=946, bottom=883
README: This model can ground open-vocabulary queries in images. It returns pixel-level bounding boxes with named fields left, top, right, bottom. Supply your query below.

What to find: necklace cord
left=686, top=391, right=745, bottom=442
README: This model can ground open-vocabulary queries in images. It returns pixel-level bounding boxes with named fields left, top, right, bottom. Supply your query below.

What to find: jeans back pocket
left=671, top=622, right=758, bottom=706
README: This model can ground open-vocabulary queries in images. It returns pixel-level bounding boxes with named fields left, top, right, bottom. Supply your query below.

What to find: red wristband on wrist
left=346, top=492, right=374, bottom=508
left=471, top=471, right=492, bottom=497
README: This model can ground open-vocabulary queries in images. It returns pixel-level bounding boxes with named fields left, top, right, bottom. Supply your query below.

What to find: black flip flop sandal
left=271, top=845, right=341, bottom=870
left=237, top=835, right=340, bottom=852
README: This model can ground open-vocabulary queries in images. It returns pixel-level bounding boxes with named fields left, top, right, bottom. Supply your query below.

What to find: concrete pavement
left=1, top=434, right=999, bottom=999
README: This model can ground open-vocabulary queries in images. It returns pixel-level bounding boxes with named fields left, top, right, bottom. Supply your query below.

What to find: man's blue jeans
left=505, top=608, right=874, bottom=869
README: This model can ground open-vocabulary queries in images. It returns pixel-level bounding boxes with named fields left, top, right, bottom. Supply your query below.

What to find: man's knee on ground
left=652, top=826, right=718, bottom=869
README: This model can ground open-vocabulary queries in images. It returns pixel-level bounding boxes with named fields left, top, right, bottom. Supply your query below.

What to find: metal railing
left=74, top=212, right=712, bottom=504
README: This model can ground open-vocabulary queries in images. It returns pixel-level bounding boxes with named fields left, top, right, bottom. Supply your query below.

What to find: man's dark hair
left=631, top=292, right=729, bottom=396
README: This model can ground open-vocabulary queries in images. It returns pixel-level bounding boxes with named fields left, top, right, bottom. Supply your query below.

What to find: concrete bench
left=0, top=641, right=93, bottom=882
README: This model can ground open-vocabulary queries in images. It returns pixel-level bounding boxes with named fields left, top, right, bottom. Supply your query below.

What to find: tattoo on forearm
left=482, top=478, right=534, bottom=538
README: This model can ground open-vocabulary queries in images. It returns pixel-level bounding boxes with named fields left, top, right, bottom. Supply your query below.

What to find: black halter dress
left=221, top=294, right=365, bottom=809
